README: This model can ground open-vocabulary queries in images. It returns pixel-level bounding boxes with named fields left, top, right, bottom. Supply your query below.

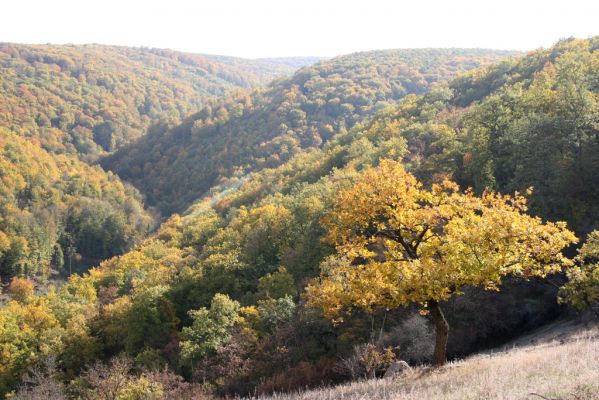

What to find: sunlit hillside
left=252, top=322, right=599, bottom=400
left=0, top=43, right=305, bottom=159
left=103, top=48, right=516, bottom=213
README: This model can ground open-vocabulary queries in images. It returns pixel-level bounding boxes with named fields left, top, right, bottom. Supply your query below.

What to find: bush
left=256, top=358, right=339, bottom=395
left=8, top=357, right=66, bottom=400
left=382, top=314, right=434, bottom=364
left=336, top=343, right=396, bottom=379
left=7, top=277, right=34, bottom=303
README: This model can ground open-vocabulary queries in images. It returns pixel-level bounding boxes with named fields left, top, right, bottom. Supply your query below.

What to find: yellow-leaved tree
left=306, top=160, right=577, bottom=366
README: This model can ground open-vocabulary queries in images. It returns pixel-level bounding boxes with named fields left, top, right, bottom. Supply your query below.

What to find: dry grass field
left=252, top=321, right=599, bottom=400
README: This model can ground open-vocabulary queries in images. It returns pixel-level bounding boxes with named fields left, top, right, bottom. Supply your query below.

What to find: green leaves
left=257, top=267, right=297, bottom=300
left=180, top=294, right=240, bottom=366
left=104, top=49, right=510, bottom=214
left=0, top=129, right=152, bottom=280
left=560, top=231, right=599, bottom=312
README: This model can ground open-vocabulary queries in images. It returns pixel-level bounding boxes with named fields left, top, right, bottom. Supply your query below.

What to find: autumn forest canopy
left=0, top=37, right=598, bottom=399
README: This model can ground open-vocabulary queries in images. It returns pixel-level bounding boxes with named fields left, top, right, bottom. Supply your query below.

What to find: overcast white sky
left=1, top=0, right=598, bottom=58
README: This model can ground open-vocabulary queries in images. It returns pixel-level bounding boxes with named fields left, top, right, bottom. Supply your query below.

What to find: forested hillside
left=209, top=37, right=599, bottom=234
left=0, top=44, right=311, bottom=283
left=2, top=38, right=597, bottom=399
left=0, top=43, right=302, bottom=159
left=0, top=129, right=152, bottom=281
left=220, top=55, right=324, bottom=70
left=103, top=48, right=516, bottom=213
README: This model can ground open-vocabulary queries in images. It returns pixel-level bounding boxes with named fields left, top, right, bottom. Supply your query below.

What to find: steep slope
left=0, top=43, right=303, bottom=160
left=252, top=322, right=599, bottom=400
left=0, top=129, right=152, bottom=280
left=197, top=36, right=599, bottom=234
left=78, top=37, right=596, bottom=391
left=2, top=38, right=597, bottom=398
left=102, top=48, right=516, bottom=214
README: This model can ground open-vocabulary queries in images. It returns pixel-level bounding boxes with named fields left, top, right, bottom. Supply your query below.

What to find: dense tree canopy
left=0, top=129, right=152, bottom=280
left=103, top=49, right=515, bottom=213
left=0, top=43, right=303, bottom=159
left=0, top=43, right=314, bottom=281
left=205, top=37, right=599, bottom=234
left=0, top=37, right=597, bottom=398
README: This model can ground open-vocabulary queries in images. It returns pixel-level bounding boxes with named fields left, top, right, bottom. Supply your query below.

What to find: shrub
left=382, top=314, right=434, bottom=364
left=337, top=343, right=396, bottom=379
left=7, top=277, right=34, bottom=303
left=8, top=357, right=66, bottom=400
left=256, top=358, right=339, bottom=395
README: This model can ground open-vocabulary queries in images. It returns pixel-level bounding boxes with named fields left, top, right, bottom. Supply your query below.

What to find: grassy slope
left=253, top=321, right=599, bottom=400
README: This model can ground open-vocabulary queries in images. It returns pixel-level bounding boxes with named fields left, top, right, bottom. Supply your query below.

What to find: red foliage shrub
left=255, top=358, right=341, bottom=395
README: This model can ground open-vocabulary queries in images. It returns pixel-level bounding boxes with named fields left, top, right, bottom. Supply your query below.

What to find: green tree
left=256, top=295, right=296, bottom=334
left=124, top=286, right=180, bottom=354
left=179, top=294, right=240, bottom=371
left=256, top=266, right=297, bottom=300
left=560, top=231, right=599, bottom=314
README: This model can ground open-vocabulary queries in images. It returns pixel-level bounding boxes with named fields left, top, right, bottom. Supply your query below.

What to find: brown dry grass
left=251, top=323, right=599, bottom=400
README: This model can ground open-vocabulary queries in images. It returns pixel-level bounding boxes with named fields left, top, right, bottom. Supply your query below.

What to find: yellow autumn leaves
left=307, top=160, right=577, bottom=321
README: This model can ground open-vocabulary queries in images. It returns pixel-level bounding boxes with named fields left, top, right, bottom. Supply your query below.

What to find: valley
left=0, top=36, right=597, bottom=399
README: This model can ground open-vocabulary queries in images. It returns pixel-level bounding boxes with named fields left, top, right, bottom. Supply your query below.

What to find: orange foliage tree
left=307, top=160, right=577, bottom=366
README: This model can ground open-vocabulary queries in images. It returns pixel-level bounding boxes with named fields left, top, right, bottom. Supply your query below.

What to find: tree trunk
left=428, top=300, right=449, bottom=367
